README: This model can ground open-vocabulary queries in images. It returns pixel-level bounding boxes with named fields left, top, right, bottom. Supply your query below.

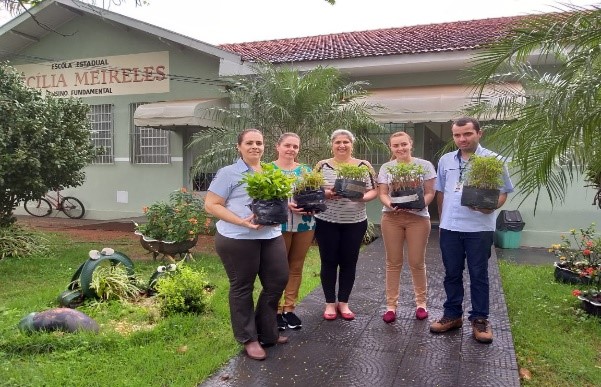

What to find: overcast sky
left=1, top=0, right=599, bottom=44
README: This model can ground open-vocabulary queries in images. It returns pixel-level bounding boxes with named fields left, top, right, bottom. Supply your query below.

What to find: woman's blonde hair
left=388, top=131, right=413, bottom=160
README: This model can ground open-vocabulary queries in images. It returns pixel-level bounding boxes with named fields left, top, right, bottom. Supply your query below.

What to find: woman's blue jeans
left=439, top=228, right=494, bottom=321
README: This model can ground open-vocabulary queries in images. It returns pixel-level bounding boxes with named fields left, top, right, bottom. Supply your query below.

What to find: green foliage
left=155, top=264, right=214, bottom=316
left=550, top=223, right=601, bottom=271
left=464, top=155, right=504, bottom=189
left=136, top=188, right=212, bottom=242
left=190, top=63, right=383, bottom=175
left=467, top=7, right=601, bottom=208
left=335, top=163, right=370, bottom=180
left=90, top=264, right=142, bottom=302
left=294, top=169, right=325, bottom=193
left=550, top=223, right=601, bottom=300
left=386, top=163, right=426, bottom=190
left=0, top=64, right=95, bottom=227
left=242, top=163, right=295, bottom=200
left=0, top=224, right=48, bottom=259
left=584, top=158, right=601, bottom=189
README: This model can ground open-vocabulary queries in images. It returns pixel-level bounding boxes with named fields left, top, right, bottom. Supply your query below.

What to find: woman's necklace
left=274, top=160, right=297, bottom=171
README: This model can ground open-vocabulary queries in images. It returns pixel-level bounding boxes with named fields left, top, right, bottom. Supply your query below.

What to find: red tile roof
left=219, top=16, right=526, bottom=63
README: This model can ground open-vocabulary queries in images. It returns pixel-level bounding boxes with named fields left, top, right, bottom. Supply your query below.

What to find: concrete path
left=201, top=230, right=520, bottom=387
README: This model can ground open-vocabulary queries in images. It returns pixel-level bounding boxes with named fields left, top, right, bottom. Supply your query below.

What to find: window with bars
left=130, top=103, right=170, bottom=164
left=88, top=104, right=114, bottom=164
left=355, top=123, right=412, bottom=171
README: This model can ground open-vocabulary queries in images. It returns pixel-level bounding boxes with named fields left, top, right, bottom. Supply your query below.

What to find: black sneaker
left=277, top=313, right=286, bottom=331
left=283, top=312, right=302, bottom=329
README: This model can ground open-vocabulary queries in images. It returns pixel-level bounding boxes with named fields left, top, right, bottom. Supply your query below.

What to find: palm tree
left=190, top=63, right=383, bottom=175
left=467, top=4, right=601, bottom=209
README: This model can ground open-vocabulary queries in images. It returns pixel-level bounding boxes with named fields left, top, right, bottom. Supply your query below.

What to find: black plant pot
left=460, top=186, right=500, bottom=210
left=553, top=263, right=591, bottom=285
left=390, top=186, right=425, bottom=210
left=334, top=178, right=366, bottom=199
left=293, top=188, right=327, bottom=213
left=579, top=296, right=601, bottom=317
left=250, top=198, right=288, bottom=225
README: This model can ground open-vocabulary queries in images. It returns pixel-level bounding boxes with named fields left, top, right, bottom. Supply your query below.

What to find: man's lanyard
left=455, top=154, right=473, bottom=192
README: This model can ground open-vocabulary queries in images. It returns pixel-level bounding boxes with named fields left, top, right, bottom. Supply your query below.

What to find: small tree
left=189, top=63, right=383, bottom=176
left=467, top=6, right=601, bottom=209
left=0, top=63, right=95, bottom=227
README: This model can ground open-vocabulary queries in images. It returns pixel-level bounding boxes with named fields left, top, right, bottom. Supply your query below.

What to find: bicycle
left=24, top=189, right=86, bottom=219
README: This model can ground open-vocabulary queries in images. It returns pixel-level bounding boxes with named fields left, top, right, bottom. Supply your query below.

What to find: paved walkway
left=201, top=230, right=520, bottom=387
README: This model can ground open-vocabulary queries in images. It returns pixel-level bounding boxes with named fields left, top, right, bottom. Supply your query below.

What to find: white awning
left=133, top=98, right=229, bottom=127
left=364, top=83, right=524, bottom=123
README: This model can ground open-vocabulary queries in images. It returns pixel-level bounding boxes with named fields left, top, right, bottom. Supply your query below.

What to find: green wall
left=12, top=16, right=227, bottom=219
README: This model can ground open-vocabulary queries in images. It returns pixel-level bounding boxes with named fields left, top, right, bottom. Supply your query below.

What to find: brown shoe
left=430, top=316, right=463, bottom=333
left=276, top=335, right=289, bottom=344
left=244, top=340, right=266, bottom=360
left=260, top=335, right=289, bottom=347
left=472, top=319, right=493, bottom=344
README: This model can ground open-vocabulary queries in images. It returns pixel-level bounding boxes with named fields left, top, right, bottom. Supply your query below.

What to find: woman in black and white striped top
left=314, top=129, right=378, bottom=321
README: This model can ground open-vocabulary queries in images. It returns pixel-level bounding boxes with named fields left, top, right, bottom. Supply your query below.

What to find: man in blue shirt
left=430, top=117, right=514, bottom=344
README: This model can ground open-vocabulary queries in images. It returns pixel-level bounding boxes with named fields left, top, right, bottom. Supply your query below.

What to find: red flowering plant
left=549, top=223, right=601, bottom=277
left=549, top=223, right=601, bottom=306
left=135, top=188, right=213, bottom=243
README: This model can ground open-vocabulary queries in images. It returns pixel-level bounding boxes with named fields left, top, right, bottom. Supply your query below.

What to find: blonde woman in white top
left=377, top=131, right=436, bottom=323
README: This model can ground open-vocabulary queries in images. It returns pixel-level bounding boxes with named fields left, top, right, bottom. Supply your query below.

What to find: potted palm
left=292, top=169, right=327, bottom=213
left=242, top=163, right=296, bottom=225
left=460, top=155, right=504, bottom=210
left=386, top=163, right=427, bottom=210
left=333, top=163, right=370, bottom=199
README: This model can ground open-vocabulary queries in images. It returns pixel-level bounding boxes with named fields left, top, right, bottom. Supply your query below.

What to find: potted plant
left=386, top=162, right=427, bottom=210
left=292, top=169, right=327, bottom=213
left=549, top=223, right=600, bottom=285
left=242, top=163, right=296, bottom=225
left=573, top=288, right=601, bottom=317
left=460, top=155, right=504, bottom=210
left=333, top=163, right=370, bottom=199
left=134, top=188, right=208, bottom=261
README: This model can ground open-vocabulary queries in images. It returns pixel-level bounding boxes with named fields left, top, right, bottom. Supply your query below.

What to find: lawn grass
left=498, top=261, right=601, bottom=386
left=0, top=232, right=321, bottom=386
left=4, top=230, right=601, bottom=386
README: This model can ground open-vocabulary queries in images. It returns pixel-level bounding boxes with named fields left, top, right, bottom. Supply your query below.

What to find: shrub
left=242, top=163, right=295, bottom=200
left=335, top=163, right=370, bottom=180
left=136, top=188, right=212, bottom=242
left=0, top=225, right=49, bottom=259
left=90, top=264, right=142, bottom=301
left=155, top=264, right=214, bottom=316
left=464, top=155, right=504, bottom=189
left=294, top=169, right=325, bottom=193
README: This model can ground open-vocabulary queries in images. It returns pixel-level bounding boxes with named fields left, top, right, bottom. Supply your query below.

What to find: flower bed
left=553, top=223, right=601, bottom=317
left=135, top=188, right=212, bottom=243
